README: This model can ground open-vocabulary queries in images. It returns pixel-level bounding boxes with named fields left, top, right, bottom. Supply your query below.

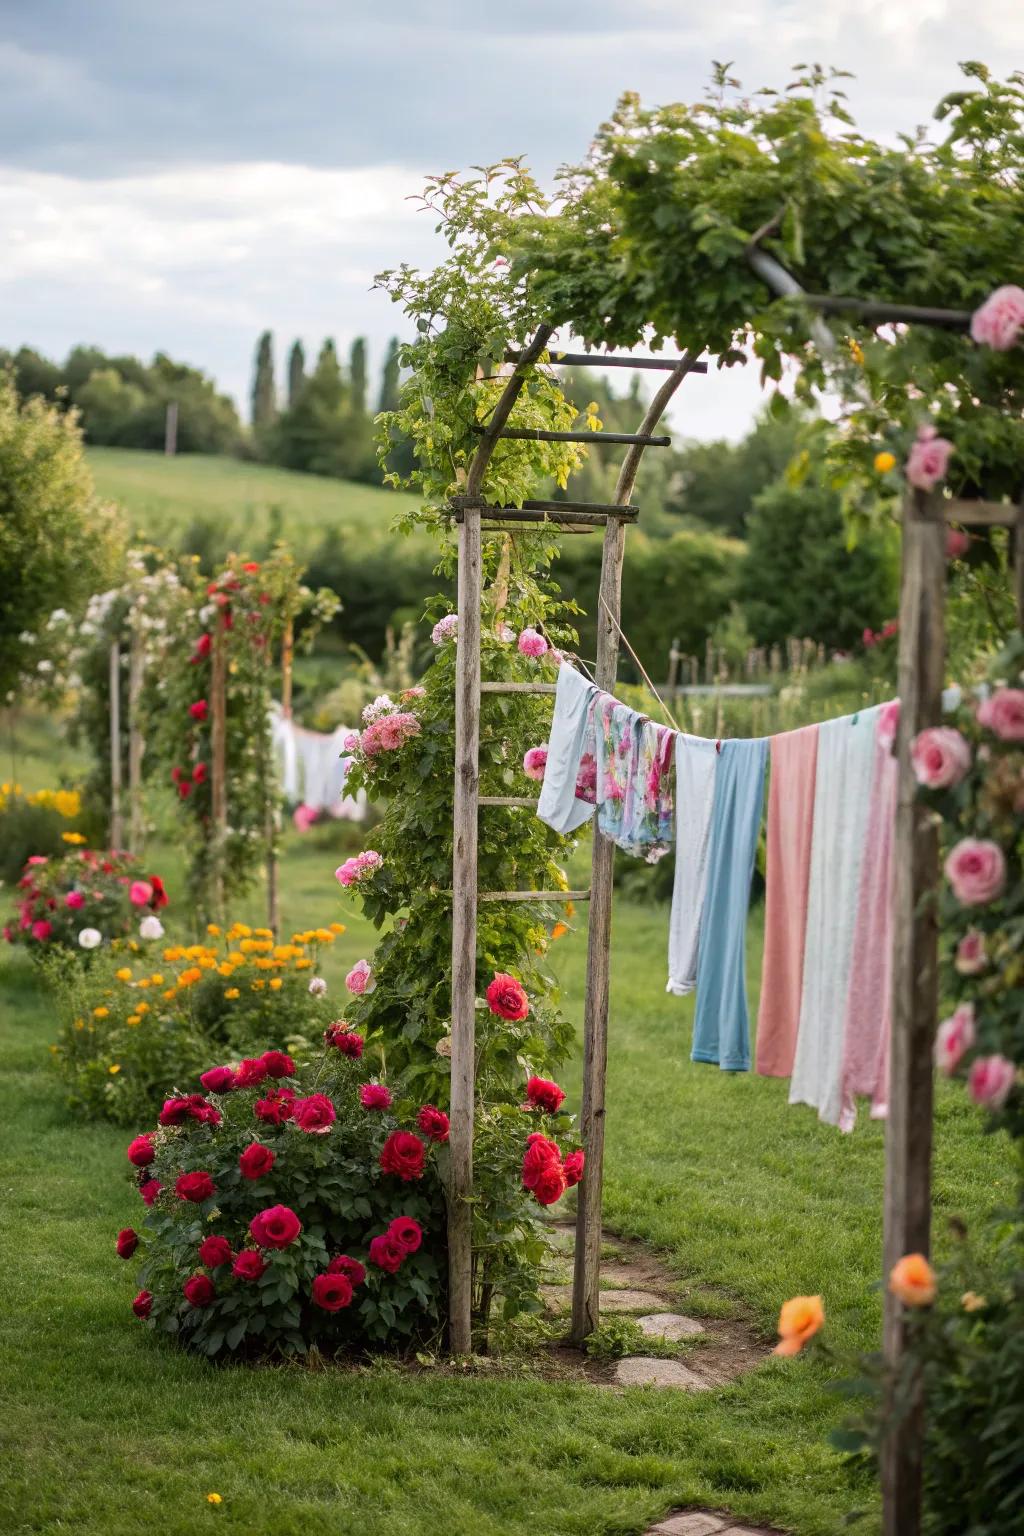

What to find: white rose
left=78, top=928, right=102, bottom=950
left=139, top=915, right=164, bottom=940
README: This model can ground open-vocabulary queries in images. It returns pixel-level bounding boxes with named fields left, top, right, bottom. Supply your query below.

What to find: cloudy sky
left=2, top=1, right=1022, bottom=440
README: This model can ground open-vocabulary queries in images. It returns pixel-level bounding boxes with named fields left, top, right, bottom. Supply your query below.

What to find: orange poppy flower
left=773, top=1294, right=825, bottom=1356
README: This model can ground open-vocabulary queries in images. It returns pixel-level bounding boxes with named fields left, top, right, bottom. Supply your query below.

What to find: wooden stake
left=881, top=487, right=945, bottom=1536
left=1014, top=508, right=1024, bottom=627
left=108, top=640, right=123, bottom=848
left=571, top=514, right=625, bottom=1343
left=266, top=617, right=292, bottom=935
left=210, top=623, right=228, bottom=924
left=127, top=614, right=145, bottom=854
left=448, top=501, right=482, bottom=1355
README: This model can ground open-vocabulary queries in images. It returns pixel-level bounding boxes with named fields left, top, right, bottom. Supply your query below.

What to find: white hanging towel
left=789, top=706, right=881, bottom=1126
left=666, top=733, right=719, bottom=996
left=269, top=706, right=300, bottom=801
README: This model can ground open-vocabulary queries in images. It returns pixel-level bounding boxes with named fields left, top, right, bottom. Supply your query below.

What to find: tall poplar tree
left=349, top=337, right=368, bottom=417
left=286, top=340, right=305, bottom=407
left=377, top=337, right=401, bottom=414
left=250, top=331, right=277, bottom=433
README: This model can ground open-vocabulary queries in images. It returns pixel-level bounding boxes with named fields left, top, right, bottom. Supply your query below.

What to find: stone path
left=645, top=1514, right=780, bottom=1535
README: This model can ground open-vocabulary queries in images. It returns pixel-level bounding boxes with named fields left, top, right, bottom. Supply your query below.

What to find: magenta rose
left=379, top=1130, right=426, bottom=1181
left=955, top=929, right=987, bottom=976
left=517, top=627, right=548, bottom=658
left=126, top=1133, right=155, bottom=1167
left=970, top=284, right=1024, bottom=350
left=967, top=1054, right=1016, bottom=1111
left=253, top=1088, right=295, bottom=1126
left=116, top=1228, right=139, bottom=1259
left=139, top=1178, right=162, bottom=1206
left=129, top=880, right=153, bottom=907
left=933, top=1003, right=975, bottom=1076
left=368, top=1233, right=405, bottom=1273
left=132, top=1289, right=153, bottom=1319
left=325, top=1024, right=364, bottom=1058
left=183, top=1273, right=215, bottom=1308
left=976, top=688, right=1024, bottom=742
left=311, top=1272, right=354, bottom=1312
left=239, top=1143, right=276, bottom=1180
left=906, top=425, right=954, bottom=492
left=416, top=1104, right=450, bottom=1143
left=563, top=1149, right=585, bottom=1187
left=249, top=1204, right=302, bottom=1249
left=525, top=1076, right=566, bottom=1114
left=200, top=1065, right=236, bottom=1094
left=945, top=839, right=1006, bottom=906
left=260, top=1050, right=295, bottom=1079
left=198, top=1235, right=233, bottom=1268
left=388, top=1215, right=423, bottom=1255
left=65, top=890, right=85, bottom=910
left=291, top=1093, right=336, bottom=1135
left=910, top=727, right=972, bottom=789
left=232, top=1248, right=268, bottom=1282
left=234, top=1057, right=269, bottom=1088
left=175, top=1170, right=215, bottom=1203
left=359, top=1082, right=393, bottom=1111
left=523, top=746, right=548, bottom=781
left=327, top=1255, right=366, bottom=1286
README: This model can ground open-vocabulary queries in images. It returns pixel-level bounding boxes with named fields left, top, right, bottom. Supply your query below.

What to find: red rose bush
left=5, top=847, right=169, bottom=956
left=118, top=1039, right=449, bottom=1358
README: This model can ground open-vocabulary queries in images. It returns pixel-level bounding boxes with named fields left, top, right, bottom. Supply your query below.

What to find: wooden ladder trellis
left=446, top=328, right=704, bottom=1354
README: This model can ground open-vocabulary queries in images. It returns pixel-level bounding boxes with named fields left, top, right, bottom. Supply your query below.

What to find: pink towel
left=755, top=724, right=819, bottom=1077
left=837, top=738, right=898, bottom=1131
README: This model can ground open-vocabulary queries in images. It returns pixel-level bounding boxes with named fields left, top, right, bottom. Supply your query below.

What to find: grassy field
left=0, top=721, right=1014, bottom=1536
left=87, top=448, right=420, bottom=556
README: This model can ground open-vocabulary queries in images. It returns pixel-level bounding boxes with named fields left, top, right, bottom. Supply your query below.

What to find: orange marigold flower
left=889, top=1254, right=936, bottom=1308
left=773, top=1294, right=825, bottom=1356
left=269, top=977, right=283, bottom=991
left=551, top=922, right=569, bottom=941
left=224, top=987, right=240, bottom=1000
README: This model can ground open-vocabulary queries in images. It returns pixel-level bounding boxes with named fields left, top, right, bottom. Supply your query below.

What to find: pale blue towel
left=536, top=664, right=599, bottom=835
left=691, top=737, right=768, bottom=1072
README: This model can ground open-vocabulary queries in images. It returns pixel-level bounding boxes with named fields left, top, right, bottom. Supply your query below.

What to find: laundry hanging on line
left=269, top=705, right=367, bottom=821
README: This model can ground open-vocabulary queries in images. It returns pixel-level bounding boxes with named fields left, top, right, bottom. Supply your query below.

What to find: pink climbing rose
left=517, top=628, right=548, bottom=659
left=976, top=687, right=1024, bottom=743
left=129, top=880, right=153, bottom=907
left=431, top=614, right=458, bottom=645
left=945, top=528, right=969, bottom=560
left=905, top=424, right=954, bottom=492
left=967, top=1054, right=1016, bottom=1111
left=522, top=746, right=548, bottom=781
left=345, top=959, right=374, bottom=995
left=944, top=838, right=1006, bottom=907
left=970, top=285, right=1024, bottom=351
left=954, top=929, right=987, bottom=976
left=934, top=1003, right=975, bottom=1076
left=910, top=727, right=971, bottom=789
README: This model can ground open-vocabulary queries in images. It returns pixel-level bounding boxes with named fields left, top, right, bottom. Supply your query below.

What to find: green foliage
left=668, top=411, right=805, bottom=537
left=582, top=1315, right=678, bottom=1361
left=0, top=785, right=85, bottom=884
left=126, top=1045, right=449, bottom=1358
left=0, top=373, right=124, bottom=702
left=738, top=474, right=897, bottom=652
left=286, top=339, right=305, bottom=407
left=250, top=331, right=277, bottom=437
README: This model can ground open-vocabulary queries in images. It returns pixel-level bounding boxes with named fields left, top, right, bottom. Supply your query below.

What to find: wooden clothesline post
left=127, top=611, right=146, bottom=854
left=265, top=616, right=293, bottom=936
left=210, top=622, right=228, bottom=926
left=108, top=640, right=123, bottom=849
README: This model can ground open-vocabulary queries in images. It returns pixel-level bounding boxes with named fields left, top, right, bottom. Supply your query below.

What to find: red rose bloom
left=311, top=1272, right=354, bottom=1312
left=139, top=1178, right=162, bottom=1205
left=325, top=1024, right=363, bottom=1058
left=198, top=1235, right=233, bottom=1268
left=175, top=1170, right=215, bottom=1203
left=388, top=1216, right=423, bottom=1255
left=177, top=780, right=193, bottom=800
left=116, top=1228, right=139, bottom=1259
left=132, top=1289, right=153, bottom=1319
left=485, top=971, right=529, bottom=1021
left=253, top=1088, right=295, bottom=1126
left=126, top=1133, right=155, bottom=1167
left=563, top=1149, right=585, bottom=1187
left=243, top=561, right=261, bottom=573
left=368, top=1233, right=406, bottom=1273
left=159, top=1093, right=220, bottom=1127
left=170, top=765, right=184, bottom=783
left=327, top=1255, right=366, bottom=1286
left=249, top=1204, right=302, bottom=1249
left=183, top=1273, right=215, bottom=1308
left=532, top=1161, right=568, bottom=1206
left=234, top=1057, right=268, bottom=1088
left=416, top=1104, right=450, bottom=1143
left=521, top=1136, right=561, bottom=1191
left=189, top=699, right=208, bottom=721
left=200, top=1065, right=236, bottom=1094
left=232, top=1248, right=267, bottom=1282
left=192, top=762, right=208, bottom=784
left=148, top=873, right=168, bottom=909
left=291, top=1093, right=336, bottom=1135
left=239, top=1143, right=275, bottom=1180
left=379, top=1130, right=426, bottom=1182
left=359, top=1082, right=393, bottom=1111
left=194, top=632, right=212, bottom=659
left=525, top=1076, right=566, bottom=1114
left=260, top=1050, right=295, bottom=1079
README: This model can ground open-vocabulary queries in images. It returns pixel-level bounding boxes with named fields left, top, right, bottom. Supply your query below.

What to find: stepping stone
left=646, top=1516, right=726, bottom=1535
left=636, top=1312, right=705, bottom=1341
left=598, top=1288, right=668, bottom=1312
left=614, top=1356, right=709, bottom=1389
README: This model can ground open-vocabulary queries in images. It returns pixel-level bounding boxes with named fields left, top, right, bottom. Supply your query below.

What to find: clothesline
left=269, top=705, right=367, bottom=822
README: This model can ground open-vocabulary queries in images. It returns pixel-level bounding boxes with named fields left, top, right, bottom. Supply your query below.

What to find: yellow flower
left=108, top=1063, right=121, bottom=1075
left=93, top=1006, right=109, bottom=1019
left=206, top=1492, right=223, bottom=1505
left=61, top=830, right=87, bottom=845
left=240, top=939, right=257, bottom=954
left=255, top=956, right=274, bottom=970
left=198, top=956, right=216, bottom=970
left=206, top=923, right=221, bottom=936
left=224, top=987, right=240, bottom=1000
left=294, top=957, right=312, bottom=970
left=137, top=978, right=151, bottom=990
left=269, top=977, right=283, bottom=992
left=126, top=1014, right=141, bottom=1026
left=218, top=963, right=234, bottom=978
left=178, top=967, right=202, bottom=987
left=874, top=450, right=896, bottom=474
left=164, top=947, right=184, bottom=962
left=254, top=927, right=273, bottom=939
left=54, top=789, right=81, bottom=818
left=315, top=928, right=332, bottom=943
left=233, top=923, right=252, bottom=939
left=251, top=980, right=265, bottom=991
left=162, top=988, right=176, bottom=1001
left=151, top=974, right=164, bottom=986
left=329, top=922, right=346, bottom=935
left=227, top=951, right=245, bottom=966
left=961, top=1290, right=987, bottom=1312
left=848, top=338, right=865, bottom=366
left=74, top=1019, right=85, bottom=1031
left=136, top=1001, right=150, bottom=1015
left=115, top=967, right=133, bottom=983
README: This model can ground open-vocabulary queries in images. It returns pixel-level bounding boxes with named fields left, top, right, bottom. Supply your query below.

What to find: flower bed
left=52, top=920, right=342, bottom=1124
left=0, top=783, right=86, bottom=883
left=5, top=847, right=168, bottom=954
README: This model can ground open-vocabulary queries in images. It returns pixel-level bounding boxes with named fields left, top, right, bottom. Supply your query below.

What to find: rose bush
left=51, top=919, right=341, bottom=1124
left=4, top=847, right=168, bottom=956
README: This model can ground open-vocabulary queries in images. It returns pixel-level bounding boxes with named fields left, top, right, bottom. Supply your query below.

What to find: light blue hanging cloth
left=536, top=664, right=600, bottom=835
left=691, top=736, right=769, bottom=1072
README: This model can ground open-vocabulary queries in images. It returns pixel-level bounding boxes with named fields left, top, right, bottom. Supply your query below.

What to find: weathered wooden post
left=210, top=622, right=229, bottom=924
left=266, top=617, right=293, bottom=935
left=109, top=640, right=124, bottom=848
left=127, top=612, right=146, bottom=853
left=881, top=486, right=945, bottom=1536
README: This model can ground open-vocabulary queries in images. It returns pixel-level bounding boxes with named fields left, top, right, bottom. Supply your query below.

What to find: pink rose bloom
left=31, top=919, right=52, bottom=942
left=357, top=850, right=382, bottom=873
left=934, top=1003, right=975, bottom=1075
left=342, top=732, right=360, bottom=753
left=402, top=686, right=427, bottom=699
left=955, top=929, right=987, bottom=976
left=359, top=1082, right=393, bottom=1110
left=862, top=628, right=877, bottom=648
left=292, top=803, right=318, bottom=832
left=906, top=426, right=954, bottom=492
left=945, top=838, right=1006, bottom=906
left=335, top=858, right=361, bottom=887
left=970, top=285, right=1024, bottom=351
left=945, top=528, right=969, bottom=561
left=517, top=628, right=548, bottom=659
left=967, top=1054, right=1016, bottom=1111
left=129, top=880, right=153, bottom=907
left=26, top=855, right=49, bottom=866
left=910, top=726, right=971, bottom=789
left=345, top=959, right=374, bottom=995
left=976, top=688, right=1024, bottom=743
left=65, top=890, right=85, bottom=910
left=876, top=700, right=901, bottom=752
left=523, top=746, right=548, bottom=782
left=431, top=614, right=458, bottom=645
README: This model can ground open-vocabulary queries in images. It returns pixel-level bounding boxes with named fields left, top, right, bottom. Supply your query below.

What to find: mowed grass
left=0, top=725, right=1014, bottom=1535
left=87, top=448, right=422, bottom=556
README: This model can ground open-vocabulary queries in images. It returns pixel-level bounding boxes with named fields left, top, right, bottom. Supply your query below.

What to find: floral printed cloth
left=593, top=696, right=674, bottom=861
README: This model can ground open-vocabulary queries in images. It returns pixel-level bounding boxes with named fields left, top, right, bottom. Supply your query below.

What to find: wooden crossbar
left=478, top=796, right=539, bottom=807
left=505, top=349, right=709, bottom=373
left=480, top=682, right=557, bottom=695
left=478, top=889, right=590, bottom=902
left=492, top=428, right=671, bottom=446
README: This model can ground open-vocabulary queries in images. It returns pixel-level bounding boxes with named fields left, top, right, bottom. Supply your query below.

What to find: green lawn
left=87, top=448, right=421, bottom=556
left=0, top=726, right=1013, bottom=1536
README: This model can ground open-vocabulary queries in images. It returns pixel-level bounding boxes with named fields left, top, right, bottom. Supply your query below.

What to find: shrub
left=51, top=919, right=342, bottom=1125
left=0, top=784, right=85, bottom=884
left=5, top=847, right=168, bottom=955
